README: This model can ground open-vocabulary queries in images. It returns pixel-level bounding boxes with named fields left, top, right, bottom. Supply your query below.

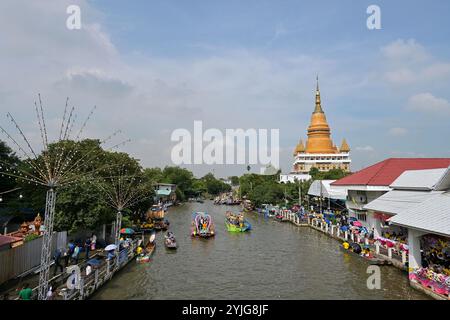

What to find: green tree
left=0, top=140, right=20, bottom=194
left=229, top=176, right=239, bottom=186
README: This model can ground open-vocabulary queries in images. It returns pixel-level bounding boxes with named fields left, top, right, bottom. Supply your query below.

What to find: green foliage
left=309, top=167, right=348, bottom=180
left=229, top=176, right=239, bottom=186
left=24, top=233, right=40, bottom=242
left=239, top=173, right=283, bottom=207
left=201, top=173, right=231, bottom=196
left=0, top=140, right=20, bottom=198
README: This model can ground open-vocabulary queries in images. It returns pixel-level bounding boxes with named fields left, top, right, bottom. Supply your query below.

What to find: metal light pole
left=96, top=169, right=150, bottom=253
left=38, top=187, right=56, bottom=300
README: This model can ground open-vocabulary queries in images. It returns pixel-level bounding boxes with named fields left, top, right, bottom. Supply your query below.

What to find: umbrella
left=87, top=258, right=102, bottom=266
left=120, top=228, right=135, bottom=235
left=353, top=221, right=362, bottom=227
left=104, top=244, right=117, bottom=251
left=349, top=217, right=357, bottom=222
left=350, top=242, right=362, bottom=254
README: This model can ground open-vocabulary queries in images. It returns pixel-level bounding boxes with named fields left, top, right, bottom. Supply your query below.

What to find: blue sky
left=1, top=0, right=450, bottom=176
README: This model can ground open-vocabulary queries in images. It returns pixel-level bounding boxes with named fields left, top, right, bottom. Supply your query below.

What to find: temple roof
left=340, top=138, right=350, bottom=152
left=293, top=139, right=305, bottom=155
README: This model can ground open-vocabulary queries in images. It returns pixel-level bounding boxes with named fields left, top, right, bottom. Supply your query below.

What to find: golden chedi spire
left=314, top=76, right=324, bottom=113
left=305, top=77, right=337, bottom=154
left=293, top=139, right=305, bottom=155
left=340, top=138, right=350, bottom=152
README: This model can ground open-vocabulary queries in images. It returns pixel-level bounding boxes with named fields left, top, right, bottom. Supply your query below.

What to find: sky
left=1, top=0, right=450, bottom=177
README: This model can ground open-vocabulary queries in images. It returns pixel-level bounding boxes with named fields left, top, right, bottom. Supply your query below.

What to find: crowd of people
left=53, top=233, right=98, bottom=275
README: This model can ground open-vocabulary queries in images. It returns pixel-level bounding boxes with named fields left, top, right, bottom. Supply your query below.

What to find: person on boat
left=137, top=245, right=143, bottom=255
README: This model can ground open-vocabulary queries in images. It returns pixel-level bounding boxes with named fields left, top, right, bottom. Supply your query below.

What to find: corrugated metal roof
left=390, top=168, right=447, bottom=190
left=363, top=190, right=439, bottom=214
left=389, top=191, right=450, bottom=236
left=435, top=167, right=450, bottom=191
left=0, top=234, right=21, bottom=247
left=308, top=180, right=347, bottom=200
left=332, top=158, right=450, bottom=186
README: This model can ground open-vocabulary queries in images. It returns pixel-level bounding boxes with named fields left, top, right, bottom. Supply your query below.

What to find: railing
left=306, top=217, right=409, bottom=268
left=13, top=239, right=139, bottom=300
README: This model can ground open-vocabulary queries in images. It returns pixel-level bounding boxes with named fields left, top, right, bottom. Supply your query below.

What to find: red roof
left=332, top=158, right=450, bottom=186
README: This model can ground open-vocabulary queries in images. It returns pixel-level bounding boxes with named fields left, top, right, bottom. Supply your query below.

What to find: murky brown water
left=92, top=201, right=428, bottom=300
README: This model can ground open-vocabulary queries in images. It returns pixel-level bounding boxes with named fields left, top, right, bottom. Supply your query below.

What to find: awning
left=156, top=189, right=172, bottom=196
left=308, top=180, right=347, bottom=200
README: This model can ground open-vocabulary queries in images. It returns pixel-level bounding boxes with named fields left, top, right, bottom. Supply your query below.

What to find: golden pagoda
left=290, top=77, right=351, bottom=176
left=305, top=80, right=339, bottom=154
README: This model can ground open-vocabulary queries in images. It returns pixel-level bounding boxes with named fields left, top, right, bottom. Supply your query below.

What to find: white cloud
left=380, top=39, right=450, bottom=86
left=388, top=127, right=408, bottom=137
left=381, top=39, right=429, bottom=63
left=407, top=93, right=450, bottom=114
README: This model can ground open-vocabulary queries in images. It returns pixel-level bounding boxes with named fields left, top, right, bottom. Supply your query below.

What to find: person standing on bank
left=72, top=243, right=80, bottom=265
left=53, top=248, right=64, bottom=276
left=84, top=237, right=91, bottom=260
left=18, top=283, right=33, bottom=300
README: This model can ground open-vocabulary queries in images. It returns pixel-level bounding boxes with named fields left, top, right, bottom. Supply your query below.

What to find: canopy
left=87, top=258, right=102, bottom=266
left=120, top=228, right=135, bottom=235
left=308, top=180, right=347, bottom=200
left=104, top=244, right=117, bottom=251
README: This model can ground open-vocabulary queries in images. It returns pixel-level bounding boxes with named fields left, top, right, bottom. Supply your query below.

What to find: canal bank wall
left=277, top=210, right=448, bottom=301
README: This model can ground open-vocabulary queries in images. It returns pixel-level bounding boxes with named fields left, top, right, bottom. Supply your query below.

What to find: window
left=357, top=213, right=367, bottom=222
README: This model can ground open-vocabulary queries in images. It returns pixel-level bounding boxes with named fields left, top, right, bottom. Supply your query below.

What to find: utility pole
left=298, top=181, right=302, bottom=206
left=319, top=181, right=322, bottom=214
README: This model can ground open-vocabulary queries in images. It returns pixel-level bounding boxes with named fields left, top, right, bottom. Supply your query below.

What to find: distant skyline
left=1, top=0, right=450, bottom=177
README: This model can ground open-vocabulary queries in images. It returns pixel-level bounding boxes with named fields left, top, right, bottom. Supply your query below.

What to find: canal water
left=92, top=201, right=428, bottom=300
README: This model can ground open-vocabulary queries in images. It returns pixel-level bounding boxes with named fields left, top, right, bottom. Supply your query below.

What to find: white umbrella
left=104, top=244, right=117, bottom=251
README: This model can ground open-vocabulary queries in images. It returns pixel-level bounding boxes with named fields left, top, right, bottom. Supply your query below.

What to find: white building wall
left=279, top=174, right=311, bottom=183
left=346, top=189, right=389, bottom=236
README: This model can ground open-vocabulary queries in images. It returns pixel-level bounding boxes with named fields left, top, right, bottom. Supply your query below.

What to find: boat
left=340, top=242, right=391, bottom=266
left=153, top=219, right=168, bottom=231
left=242, top=200, right=254, bottom=212
left=136, top=233, right=156, bottom=263
left=143, top=204, right=168, bottom=231
left=274, top=213, right=288, bottom=222
left=191, top=212, right=215, bottom=238
left=139, top=221, right=154, bottom=233
left=225, top=211, right=251, bottom=232
left=164, top=232, right=177, bottom=249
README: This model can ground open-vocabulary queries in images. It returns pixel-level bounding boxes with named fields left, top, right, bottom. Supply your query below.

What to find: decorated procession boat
left=225, top=211, right=252, bottom=232
left=191, top=212, right=215, bottom=238
left=148, top=204, right=169, bottom=231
